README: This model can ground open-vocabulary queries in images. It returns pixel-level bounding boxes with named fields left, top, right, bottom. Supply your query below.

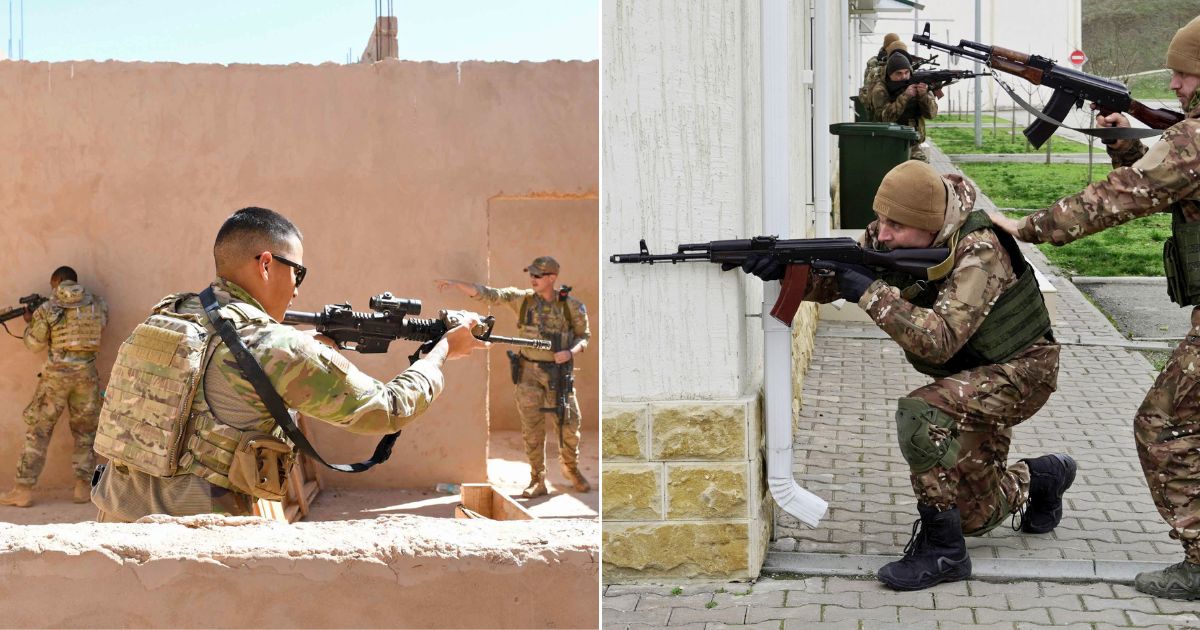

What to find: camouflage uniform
left=92, top=278, right=444, bottom=521
left=809, top=175, right=1060, bottom=534
left=17, top=280, right=107, bottom=486
left=1016, top=98, right=1200, bottom=562
left=869, top=78, right=938, bottom=163
left=471, top=284, right=590, bottom=476
left=857, top=50, right=886, bottom=121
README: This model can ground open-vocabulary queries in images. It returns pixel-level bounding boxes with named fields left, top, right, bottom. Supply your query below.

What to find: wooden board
left=454, top=483, right=535, bottom=521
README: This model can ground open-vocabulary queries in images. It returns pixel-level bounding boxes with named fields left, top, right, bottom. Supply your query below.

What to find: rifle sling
left=993, top=77, right=1166, bottom=142
left=199, top=287, right=399, bottom=474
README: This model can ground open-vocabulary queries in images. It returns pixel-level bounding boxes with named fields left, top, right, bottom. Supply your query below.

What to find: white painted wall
left=858, top=0, right=1084, bottom=116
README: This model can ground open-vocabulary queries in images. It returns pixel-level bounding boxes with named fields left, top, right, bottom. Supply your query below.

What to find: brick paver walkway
left=602, top=144, right=1198, bottom=628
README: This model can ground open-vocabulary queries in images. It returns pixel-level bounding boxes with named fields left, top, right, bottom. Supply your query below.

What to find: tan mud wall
left=0, top=516, right=599, bottom=628
left=0, top=59, right=598, bottom=490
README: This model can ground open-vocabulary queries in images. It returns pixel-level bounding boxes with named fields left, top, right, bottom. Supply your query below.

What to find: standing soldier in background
left=857, top=33, right=901, bottom=121
left=870, top=45, right=939, bottom=162
left=989, top=14, right=1200, bottom=600
left=437, top=256, right=591, bottom=498
left=0, top=266, right=107, bottom=507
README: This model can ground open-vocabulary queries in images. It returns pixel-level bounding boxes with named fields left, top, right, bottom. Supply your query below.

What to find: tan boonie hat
left=884, top=40, right=909, bottom=56
left=873, top=161, right=947, bottom=233
left=882, top=33, right=901, bottom=48
left=1166, top=14, right=1200, bottom=76
left=524, top=256, right=560, bottom=275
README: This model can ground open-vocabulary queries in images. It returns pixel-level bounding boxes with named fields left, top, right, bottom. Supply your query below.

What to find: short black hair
left=213, top=206, right=303, bottom=274
left=51, top=266, right=78, bottom=283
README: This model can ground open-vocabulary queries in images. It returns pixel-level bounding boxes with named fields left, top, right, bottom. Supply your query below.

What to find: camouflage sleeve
left=568, top=298, right=590, bottom=348
left=870, top=81, right=911, bottom=123
left=97, top=296, right=109, bottom=329
left=918, top=91, right=937, bottom=119
left=1108, top=138, right=1148, bottom=168
left=470, top=285, right=532, bottom=317
left=858, top=230, right=1011, bottom=364
left=232, top=325, right=445, bottom=435
left=22, top=305, right=51, bottom=353
left=1017, top=120, right=1200, bottom=245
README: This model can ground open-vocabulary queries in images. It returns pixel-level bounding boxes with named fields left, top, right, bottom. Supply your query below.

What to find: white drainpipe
left=762, top=0, right=828, bottom=528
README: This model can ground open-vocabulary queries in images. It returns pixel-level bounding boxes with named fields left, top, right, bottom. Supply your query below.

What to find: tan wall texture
left=0, top=516, right=599, bottom=628
left=0, top=59, right=598, bottom=490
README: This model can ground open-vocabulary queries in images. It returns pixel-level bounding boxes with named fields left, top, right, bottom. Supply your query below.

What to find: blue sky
left=2, top=1, right=598, bottom=64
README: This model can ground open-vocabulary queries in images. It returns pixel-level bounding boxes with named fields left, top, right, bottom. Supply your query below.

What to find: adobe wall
left=0, top=59, right=598, bottom=490
left=0, top=515, right=599, bottom=628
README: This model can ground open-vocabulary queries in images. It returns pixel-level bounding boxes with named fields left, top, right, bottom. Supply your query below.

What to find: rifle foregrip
left=769, top=264, right=810, bottom=327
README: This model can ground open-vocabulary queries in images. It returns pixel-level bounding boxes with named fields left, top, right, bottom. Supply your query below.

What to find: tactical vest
left=1164, top=207, right=1200, bottom=307
left=47, top=299, right=104, bottom=353
left=95, top=293, right=281, bottom=492
left=517, top=293, right=574, bottom=358
left=883, top=211, right=1053, bottom=378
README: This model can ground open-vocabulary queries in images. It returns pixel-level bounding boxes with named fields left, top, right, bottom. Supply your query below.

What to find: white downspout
left=762, top=0, right=828, bottom=528
left=813, top=0, right=833, bottom=238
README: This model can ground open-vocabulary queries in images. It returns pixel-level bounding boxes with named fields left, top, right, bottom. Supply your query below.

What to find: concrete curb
left=1072, top=275, right=1167, bottom=285
left=762, top=551, right=1173, bottom=585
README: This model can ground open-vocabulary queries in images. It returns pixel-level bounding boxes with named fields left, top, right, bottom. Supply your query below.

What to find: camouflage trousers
left=908, top=142, right=930, bottom=163
left=1134, top=306, right=1200, bottom=564
left=514, top=358, right=581, bottom=474
left=905, top=340, right=1060, bottom=535
left=17, top=365, right=101, bottom=485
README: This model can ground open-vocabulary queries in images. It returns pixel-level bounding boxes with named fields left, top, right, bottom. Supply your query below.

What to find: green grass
left=926, top=126, right=1090, bottom=154
left=1126, top=70, right=1176, bottom=100
left=999, top=210, right=1169, bottom=277
left=670, top=587, right=683, bottom=596
left=959, top=163, right=1094, bottom=209
left=931, top=113, right=1005, bottom=124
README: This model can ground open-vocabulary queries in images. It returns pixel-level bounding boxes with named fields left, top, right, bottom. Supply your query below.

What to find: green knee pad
left=895, top=397, right=961, bottom=474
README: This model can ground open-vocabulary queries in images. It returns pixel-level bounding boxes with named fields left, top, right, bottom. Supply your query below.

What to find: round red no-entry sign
left=1069, top=49, right=1087, bottom=66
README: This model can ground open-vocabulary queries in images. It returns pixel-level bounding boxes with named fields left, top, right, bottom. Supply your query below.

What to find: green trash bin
left=850, top=96, right=868, bottom=122
left=829, top=122, right=920, bottom=229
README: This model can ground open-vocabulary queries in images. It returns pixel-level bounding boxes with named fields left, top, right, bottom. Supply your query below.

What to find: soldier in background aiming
left=858, top=33, right=901, bottom=122
left=437, top=256, right=591, bottom=498
left=0, top=266, right=107, bottom=508
left=870, top=44, right=940, bottom=162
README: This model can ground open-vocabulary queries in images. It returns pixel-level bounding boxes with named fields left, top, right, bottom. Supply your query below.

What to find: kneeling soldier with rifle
left=739, top=162, right=1074, bottom=590
left=90, top=207, right=488, bottom=521
left=437, top=256, right=591, bottom=498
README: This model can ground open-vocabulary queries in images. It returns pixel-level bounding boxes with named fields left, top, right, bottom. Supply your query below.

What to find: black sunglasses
left=257, top=253, right=307, bottom=288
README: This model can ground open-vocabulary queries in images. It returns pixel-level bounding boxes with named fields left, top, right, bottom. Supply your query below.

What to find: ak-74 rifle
left=912, top=23, right=1184, bottom=148
left=284, top=292, right=550, bottom=364
left=610, top=237, right=951, bottom=325
left=902, top=69, right=990, bottom=92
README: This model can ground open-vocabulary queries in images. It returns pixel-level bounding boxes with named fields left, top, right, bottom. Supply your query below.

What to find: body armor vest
left=517, top=293, right=574, bottom=359
left=885, top=211, right=1053, bottom=378
left=95, top=293, right=280, bottom=492
left=48, top=299, right=104, bottom=353
left=1164, top=207, right=1200, bottom=307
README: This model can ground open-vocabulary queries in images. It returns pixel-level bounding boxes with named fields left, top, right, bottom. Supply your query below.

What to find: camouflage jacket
left=1017, top=99, right=1200, bottom=244
left=858, top=51, right=886, bottom=120
left=807, top=175, right=1032, bottom=364
left=196, top=278, right=444, bottom=435
left=868, top=79, right=938, bottom=142
left=471, top=284, right=590, bottom=361
left=24, top=280, right=107, bottom=373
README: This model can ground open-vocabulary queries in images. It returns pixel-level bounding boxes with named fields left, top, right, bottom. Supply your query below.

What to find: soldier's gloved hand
left=721, top=255, right=785, bottom=281
left=811, top=261, right=877, bottom=302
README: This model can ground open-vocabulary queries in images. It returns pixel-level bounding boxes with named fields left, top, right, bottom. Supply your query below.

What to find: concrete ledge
left=763, top=551, right=1172, bottom=585
left=1072, top=276, right=1167, bottom=285
left=0, top=515, right=598, bottom=628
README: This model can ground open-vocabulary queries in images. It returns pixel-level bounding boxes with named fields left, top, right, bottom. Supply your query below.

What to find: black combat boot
left=1020, top=453, right=1076, bottom=534
left=877, top=504, right=972, bottom=591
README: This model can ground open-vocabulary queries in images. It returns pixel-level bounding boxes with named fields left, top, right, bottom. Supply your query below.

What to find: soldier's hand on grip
left=811, top=261, right=876, bottom=302
left=442, top=317, right=489, bottom=360
left=721, top=254, right=785, bottom=281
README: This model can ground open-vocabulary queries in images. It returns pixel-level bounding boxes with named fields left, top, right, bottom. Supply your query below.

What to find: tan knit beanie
left=885, top=40, right=909, bottom=56
left=873, top=161, right=947, bottom=233
left=1167, top=14, right=1200, bottom=76
left=882, top=33, right=900, bottom=48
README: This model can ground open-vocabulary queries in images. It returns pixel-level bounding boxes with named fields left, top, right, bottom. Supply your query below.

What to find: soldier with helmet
left=437, top=256, right=591, bottom=498
left=737, top=160, right=1074, bottom=591
left=990, top=13, right=1200, bottom=600
left=0, top=266, right=107, bottom=508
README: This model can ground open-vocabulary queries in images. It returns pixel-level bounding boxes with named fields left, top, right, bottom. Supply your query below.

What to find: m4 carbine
left=610, top=237, right=950, bottom=325
left=284, top=292, right=551, bottom=364
left=0, top=293, right=47, bottom=326
left=912, top=23, right=1184, bottom=148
